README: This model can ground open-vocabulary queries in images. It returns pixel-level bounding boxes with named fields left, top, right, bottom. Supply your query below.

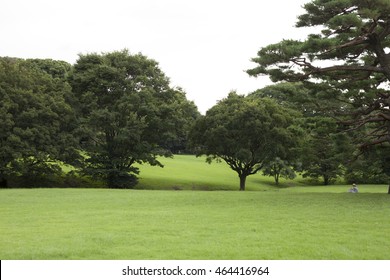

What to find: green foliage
left=299, top=117, right=350, bottom=185
left=190, top=92, right=302, bottom=190
left=69, top=50, right=199, bottom=188
left=262, top=157, right=297, bottom=185
left=247, top=40, right=306, bottom=82
left=345, top=144, right=390, bottom=184
left=250, top=82, right=357, bottom=185
left=249, top=82, right=322, bottom=117
left=0, top=57, right=80, bottom=186
left=26, top=58, right=71, bottom=79
left=248, top=0, right=390, bottom=149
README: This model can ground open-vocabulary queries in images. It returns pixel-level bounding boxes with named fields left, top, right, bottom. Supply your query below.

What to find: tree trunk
left=323, top=175, right=329, bottom=186
left=274, top=174, right=279, bottom=185
left=107, top=172, right=117, bottom=189
left=0, top=177, right=8, bottom=188
left=239, top=175, right=247, bottom=191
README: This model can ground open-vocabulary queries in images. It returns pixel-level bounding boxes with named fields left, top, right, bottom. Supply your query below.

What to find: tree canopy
left=69, top=50, right=199, bottom=188
left=190, top=92, right=301, bottom=190
left=0, top=57, right=80, bottom=187
left=247, top=0, right=390, bottom=148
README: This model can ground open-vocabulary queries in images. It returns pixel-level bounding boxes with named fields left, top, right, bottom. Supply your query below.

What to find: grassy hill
left=136, top=154, right=388, bottom=193
left=136, top=154, right=303, bottom=191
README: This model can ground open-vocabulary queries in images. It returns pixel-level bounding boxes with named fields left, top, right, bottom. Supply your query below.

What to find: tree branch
left=314, top=64, right=384, bottom=74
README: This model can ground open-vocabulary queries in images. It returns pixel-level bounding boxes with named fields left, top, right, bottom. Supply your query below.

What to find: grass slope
left=1, top=188, right=389, bottom=260
left=136, top=155, right=301, bottom=191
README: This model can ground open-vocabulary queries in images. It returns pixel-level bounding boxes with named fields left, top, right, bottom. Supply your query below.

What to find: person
left=348, top=183, right=358, bottom=193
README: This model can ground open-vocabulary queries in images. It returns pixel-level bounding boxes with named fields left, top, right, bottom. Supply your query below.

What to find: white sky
left=1, top=0, right=311, bottom=113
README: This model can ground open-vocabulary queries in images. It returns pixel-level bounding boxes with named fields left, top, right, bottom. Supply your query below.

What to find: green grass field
left=135, top=154, right=301, bottom=191
left=1, top=155, right=390, bottom=260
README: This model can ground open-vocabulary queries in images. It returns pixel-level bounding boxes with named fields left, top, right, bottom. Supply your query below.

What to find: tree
left=299, top=116, right=353, bottom=185
left=0, top=57, right=79, bottom=187
left=250, top=82, right=315, bottom=116
left=262, top=157, right=297, bottom=185
left=157, top=87, right=201, bottom=154
left=247, top=0, right=390, bottom=148
left=189, top=92, right=301, bottom=191
left=344, top=144, right=390, bottom=184
left=250, top=82, right=356, bottom=185
left=69, top=50, right=199, bottom=188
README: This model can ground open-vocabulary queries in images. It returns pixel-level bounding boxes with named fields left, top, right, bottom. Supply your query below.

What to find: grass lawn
left=1, top=155, right=389, bottom=260
left=1, top=187, right=389, bottom=260
left=135, top=154, right=302, bottom=191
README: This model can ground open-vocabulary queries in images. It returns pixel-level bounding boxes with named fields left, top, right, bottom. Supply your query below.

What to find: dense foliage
left=0, top=57, right=80, bottom=187
left=251, top=83, right=348, bottom=185
left=248, top=0, right=390, bottom=149
left=190, top=92, right=302, bottom=190
left=247, top=0, right=390, bottom=187
left=68, top=50, right=199, bottom=188
left=1, top=51, right=199, bottom=189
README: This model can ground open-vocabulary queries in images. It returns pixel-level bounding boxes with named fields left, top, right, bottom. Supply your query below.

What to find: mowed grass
left=1, top=155, right=389, bottom=260
left=1, top=190, right=390, bottom=260
left=135, top=155, right=299, bottom=191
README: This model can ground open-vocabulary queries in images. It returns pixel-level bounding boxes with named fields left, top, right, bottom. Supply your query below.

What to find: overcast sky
left=1, top=0, right=311, bottom=113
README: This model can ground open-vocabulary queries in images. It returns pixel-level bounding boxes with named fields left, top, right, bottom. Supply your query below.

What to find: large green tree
left=0, top=57, right=79, bottom=187
left=190, top=92, right=302, bottom=191
left=69, top=50, right=198, bottom=188
left=247, top=0, right=390, bottom=148
left=300, top=116, right=353, bottom=185
left=251, top=82, right=354, bottom=185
